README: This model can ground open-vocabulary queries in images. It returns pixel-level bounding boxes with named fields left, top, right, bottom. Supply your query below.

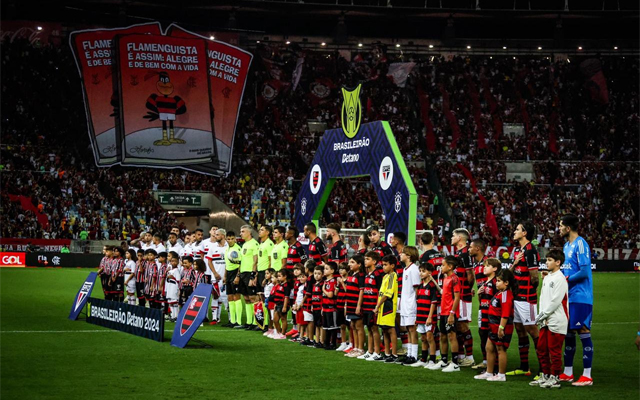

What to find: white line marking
left=1, top=322, right=636, bottom=334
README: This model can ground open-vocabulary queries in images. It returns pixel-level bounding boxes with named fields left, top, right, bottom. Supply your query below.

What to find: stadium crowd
left=1, top=38, right=638, bottom=250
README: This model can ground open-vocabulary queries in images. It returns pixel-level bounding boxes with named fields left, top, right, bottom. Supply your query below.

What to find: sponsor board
left=171, top=283, right=211, bottom=348
left=86, top=297, right=164, bottom=342
left=69, top=272, right=98, bottom=320
left=0, top=252, right=26, bottom=268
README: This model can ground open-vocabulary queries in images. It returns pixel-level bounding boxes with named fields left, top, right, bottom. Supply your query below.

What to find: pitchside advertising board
left=69, top=272, right=98, bottom=320
left=86, top=297, right=165, bottom=342
left=70, top=23, right=252, bottom=175
left=171, top=283, right=212, bottom=348
left=0, top=252, right=26, bottom=267
left=295, top=85, right=418, bottom=245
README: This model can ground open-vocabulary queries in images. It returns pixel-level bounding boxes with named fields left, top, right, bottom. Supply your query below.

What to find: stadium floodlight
left=466, top=45, right=471, bottom=49
left=286, top=41, right=291, bottom=44
left=578, top=46, right=582, bottom=50
left=395, top=43, right=400, bottom=48
left=538, top=46, right=542, bottom=50
left=503, top=46, right=507, bottom=49
left=37, top=26, right=43, bottom=31
left=256, top=40, right=260, bottom=43
left=210, top=36, right=215, bottom=40
left=614, top=46, right=618, bottom=50
left=321, top=42, right=326, bottom=46
left=358, top=43, right=363, bottom=47
left=428, top=44, right=434, bottom=48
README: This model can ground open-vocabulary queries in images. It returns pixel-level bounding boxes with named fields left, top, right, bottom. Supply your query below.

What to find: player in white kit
left=205, top=228, right=229, bottom=324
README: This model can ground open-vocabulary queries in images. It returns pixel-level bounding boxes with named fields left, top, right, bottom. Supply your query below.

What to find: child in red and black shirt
left=310, top=266, right=324, bottom=347
left=322, top=262, right=339, bottom=349
left=344, top=254, right=365, bottom=358
left=416, top=263, right=439, bottom=367
left=272, top=269, right=292, bottom=340
left=362, top=251, right=383, bottom=360
left=475, top=268, right=516, bottom=382
left=475, top=258, right=501, bottom=371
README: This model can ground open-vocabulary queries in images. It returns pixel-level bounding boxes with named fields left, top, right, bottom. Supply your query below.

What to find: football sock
left=441, top=354, right=448, bottom=364
left=210, top=299, right=219, bottom=321
left=463, top=329, right=474, bottom=357
left=228, top=301, right=237, bottom=324
left=429, top=354, right=436, bottom=363
left=579, top=333, right=593, bottom=375
left=138, top=297, right=146, bottom=307
left=563, top=332, right=576, bottom=374
left=234, top=300, right=243, bottom=324
left=422, top=349, right=428, bottom=362
left=451, top=352, right=459, bottom=365
left=518, top=336, right=530, bottom=370
left=170, top=304, right=179, bottom=319
left=245, top=303, right=254, bottom=325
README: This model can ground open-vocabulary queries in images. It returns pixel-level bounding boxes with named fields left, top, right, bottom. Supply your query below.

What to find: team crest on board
left=341, top=84, right=362, bottom=139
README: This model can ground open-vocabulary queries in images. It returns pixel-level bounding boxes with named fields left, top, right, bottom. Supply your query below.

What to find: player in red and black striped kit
left=508, top=221, right=541, bottom=376
left=419, top=231, right=444, bottom=360
left=97, top=245, right=113, bottom=300
left=135, top=249, right=146, bottom=307
left=470, top=238, right=488, bottom=368
left=310, top=266, right=325, bottom=347
left=111, top=247, right=126, bottom=302
left=326, top=223, right=348, bottom=264
left=451, top=228, right=475, bottom=366
left=272, top=269, right=292, bottom=339
left=362, top=251, right=383, bottom=360
left=285, top=227, right=307, bottom=269
left=305, top=223, right=328, bottom=266
left=143, top=249, right=158, bottom=308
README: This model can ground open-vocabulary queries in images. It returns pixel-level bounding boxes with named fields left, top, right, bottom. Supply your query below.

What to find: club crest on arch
left=341, top=84, right=362, bottom=139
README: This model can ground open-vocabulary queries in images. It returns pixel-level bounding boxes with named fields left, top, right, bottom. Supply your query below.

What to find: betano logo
left=341, top=84, right=362, bottom=139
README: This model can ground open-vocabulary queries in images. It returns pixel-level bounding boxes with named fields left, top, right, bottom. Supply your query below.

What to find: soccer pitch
left=1, top=269, right=638, bottom=400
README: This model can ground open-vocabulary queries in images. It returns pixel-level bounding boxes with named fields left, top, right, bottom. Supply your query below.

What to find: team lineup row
left=96, top=215, right=594, bottom=387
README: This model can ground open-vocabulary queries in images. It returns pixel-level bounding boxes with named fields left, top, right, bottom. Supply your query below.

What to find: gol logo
left=0, top=252, right=26, bottom=267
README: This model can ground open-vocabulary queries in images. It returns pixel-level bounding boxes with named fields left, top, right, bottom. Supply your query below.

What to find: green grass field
left=1, top=269, right=638, bottom=399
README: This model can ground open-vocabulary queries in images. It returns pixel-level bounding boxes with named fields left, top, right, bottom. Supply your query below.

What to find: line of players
left=96, top=215, right=593, bottom=387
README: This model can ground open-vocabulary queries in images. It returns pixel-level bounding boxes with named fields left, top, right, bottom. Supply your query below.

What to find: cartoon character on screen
left=143, top=71, right=187, bottom=146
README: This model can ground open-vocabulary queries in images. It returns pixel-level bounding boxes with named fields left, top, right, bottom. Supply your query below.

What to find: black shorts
left=255, top=271, right=266, bottom=294
left=275, top=304, right=285, bottom=314
left=238, top=272, right=256, bottom=296
left=337, top=308, right=346, bottom=326
left=313, top=310, right=323, bottom=327
left=136, top=281, right=145, bottom=299
left=489, top=331, right=513, bottom=349
left=180, top=286, right=193, bottom=305
left=322, top=311, right=339, bottom=330
left=363, top=311, right=377, bottom=328
left=113, top=277, right=124, bottom=294
left=439, top=315, right=458, bottom=334
left=226, top=269, right=239, bottom=295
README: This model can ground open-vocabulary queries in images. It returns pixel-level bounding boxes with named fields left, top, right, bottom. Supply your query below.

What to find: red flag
left=456, top=164, right=499, bottom=240
left=580, top=59, right=609, bottom=104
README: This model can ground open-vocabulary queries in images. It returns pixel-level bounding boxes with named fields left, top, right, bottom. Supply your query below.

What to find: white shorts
left=458, top=300, right=473, bottom=322
left=514, top=300, right=538, bottom=325
left=417, top=324, right=435, bottom=334
left=126, top=280, right=136, bottom=293
left=303, top=311, right=314, bottom=322
left=159, top=112, right=176, bottom=121
left=400, top=315, right=416, bottom=327
left=166, top=297, right=179, bottom=305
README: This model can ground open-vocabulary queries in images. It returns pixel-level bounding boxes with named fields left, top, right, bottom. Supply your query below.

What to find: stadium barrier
left=25, top=252, right=104, bottom=268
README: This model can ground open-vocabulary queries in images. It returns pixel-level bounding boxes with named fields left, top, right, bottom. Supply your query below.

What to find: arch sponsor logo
left=310, top=164, right=322, bottom=194
left=379, top=156, right=394, bottom=191
left=0, top=252, right=26, bottom=267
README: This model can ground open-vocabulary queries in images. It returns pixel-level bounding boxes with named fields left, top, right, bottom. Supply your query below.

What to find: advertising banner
left=86, top=297, right=164, bottom=342
left=171, top=283, right=211, bottom=348
left=0, top=238, right=71, bottom=252
left=69, top=23, right=162, bottom=165
left=116, top=33, right=213, bottom=166
left=166, top=24, right=253, bottom=175
left=69, top=23, right=252, bottom=176
left=69, top=272, right=98, bottom=320
left=26, top=252, right=104, bottom=268
left=0, top=252, right=26, bottom=268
